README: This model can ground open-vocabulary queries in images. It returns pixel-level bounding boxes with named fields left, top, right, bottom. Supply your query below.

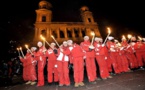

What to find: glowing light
left=51, top=35, right=60, bottom=47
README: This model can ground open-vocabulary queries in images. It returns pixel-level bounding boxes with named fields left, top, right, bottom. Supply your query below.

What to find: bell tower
left=34, top=0, right=52, bottom=43
left=35, top=0, right=52, bottom=22
left=80, top=6, right=95, bottom=24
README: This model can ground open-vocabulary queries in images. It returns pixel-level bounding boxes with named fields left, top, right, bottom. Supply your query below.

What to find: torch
left=19, top=47, right=24, bottom=58
left=17, top=48, right=21, bottom=56
left=127, top=34, right=132, bottom=43
left=138, top=36, right=142, bottom=41
left=40, top=35, right=53, bottom=49
left=51, top=35, right=60, bottom=47
left=91, top=31, right=95, bottom=45
left=103, top=27, right=111, bottom=45
left=25, top=44, right=33, bottom=55
left=122, top=35, right=126, bottom=40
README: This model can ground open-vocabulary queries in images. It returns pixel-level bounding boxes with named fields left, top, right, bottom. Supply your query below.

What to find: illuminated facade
left=33, top=0, right=101, bottom=44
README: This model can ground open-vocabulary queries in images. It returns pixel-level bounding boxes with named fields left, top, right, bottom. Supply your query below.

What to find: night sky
left=0, top=0, right=145, bottom=60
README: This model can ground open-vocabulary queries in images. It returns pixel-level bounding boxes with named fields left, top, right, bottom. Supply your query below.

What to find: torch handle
left=20, top=50, right=25, bottom=58
left=103, top=33, right=110, bottom=45
left=45, top=41, right=54, bottom=50
left=52, top=37, right=60, bottom=47
left=91, top=35, right=95, bottom=45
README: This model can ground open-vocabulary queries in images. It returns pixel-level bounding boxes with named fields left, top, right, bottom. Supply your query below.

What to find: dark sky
left=0, top=0, right=145, bottom=59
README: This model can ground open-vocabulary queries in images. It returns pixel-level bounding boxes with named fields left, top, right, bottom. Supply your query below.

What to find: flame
left=25, top=44, right=28, bottom=49
left=17, top=48, right=19, bottom=50
left=122, top=35, right=126, bottom=40
left=40, top=35, right=46, bottom=41
left=19, top=47, right=22, bottom=50
left=127, top=34, right=132, bottom=39
left=91, top=31, right=95, bottom=36
left=107, top=27, right=111, bottom=34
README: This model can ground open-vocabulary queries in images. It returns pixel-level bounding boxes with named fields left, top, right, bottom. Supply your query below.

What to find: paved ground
left=0, top=69, right=145, bottom=90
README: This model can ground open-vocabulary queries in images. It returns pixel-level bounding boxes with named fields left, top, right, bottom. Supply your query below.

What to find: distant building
left=33, top=0, right=101, bottom=44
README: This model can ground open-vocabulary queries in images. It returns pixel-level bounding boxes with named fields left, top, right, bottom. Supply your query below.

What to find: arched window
left=52, top=31, right=57, bottom=38
left=42, top=16, right=46, bottom=22
left=67, top=30, right=72, bottom=38
left=42, top=5, right=47, bottom=9
left=60, top=30, right=64, bottom=38
left=82, top=30, right=86, bottom=37
left=74, top=29, right=79, bottom=37
left=41, top=30, right=46, bottom=37
left=88, top=18, right=91, bottom=22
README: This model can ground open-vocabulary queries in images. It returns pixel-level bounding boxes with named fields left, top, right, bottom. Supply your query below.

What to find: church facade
left=33, top=0, right=101, bottom=44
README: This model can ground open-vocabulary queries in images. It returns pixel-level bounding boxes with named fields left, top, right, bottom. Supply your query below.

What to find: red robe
left=35, top=46, right=46, bottom=86
left=80, top=41, right=96, bottom=82
left=63, top=43, right=84, bottom=83
left=45, top=48, right=58, bottom=83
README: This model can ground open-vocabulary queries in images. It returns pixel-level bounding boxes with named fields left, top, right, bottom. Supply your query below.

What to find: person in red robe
left=45, top=43, right=59, bottom=85
left=80, top=36, right=97, bottom=84
left=19, top=50, right=30, bottom=84
left=56, top=41, right=70, bottom=86
left=106, top=36, right=121, bottom=74
left=28, top=47, right=37, bottom=85
left=62, top=40, right=85, bottom=87
left=94, top=37, right=112, bottom=80
left=35, top=41, right=47, bottom=86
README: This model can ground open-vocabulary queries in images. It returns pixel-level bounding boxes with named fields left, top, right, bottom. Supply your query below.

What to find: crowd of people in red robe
left=18, top=35, right=145, bottom=87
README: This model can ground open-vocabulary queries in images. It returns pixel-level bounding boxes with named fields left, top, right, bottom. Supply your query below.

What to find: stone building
left=33, top=0, right=101, bottom=45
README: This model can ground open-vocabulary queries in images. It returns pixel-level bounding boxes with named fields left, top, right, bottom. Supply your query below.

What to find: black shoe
left=54, top=82, right=59, bottom=85
left=90, top=81, right=96, bottom=84
left=48, top=82, right=52, bottom=86
left=59, top=84, right=64, bottom=86
left=139, top=67, right=145, bottom=70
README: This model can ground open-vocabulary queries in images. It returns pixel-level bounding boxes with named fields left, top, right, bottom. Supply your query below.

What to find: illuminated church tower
left=33, top=0, right=101, bottom=44
left=80, top=6, right=95, bottom=23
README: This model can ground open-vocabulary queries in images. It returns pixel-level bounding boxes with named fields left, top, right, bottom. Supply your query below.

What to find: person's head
left=31, top=47, right=37, bottom=52
left=84, top=36, right=89, bottom=41
left=63, top=41, right=67, bottom=47
left=94, top=37, right=100, bottom=42
left=114, top=39, right=119, bottom=44
left=131, top=36, right=136, bottom=42
left=107, top=36, right=114, bottom=41
left=50, top=43, right=56, bottom=48
left=37, top=41, right=43, bottom=47
left=99, top=38, right=103, bottom=43
left=67, top=40, right=73, bottom=46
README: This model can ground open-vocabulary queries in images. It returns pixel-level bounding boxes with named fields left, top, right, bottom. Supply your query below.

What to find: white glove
left=54, top=64, right=58, bottom=68
left=102, top=44, right=105, bottom=47
left=105, top=57, right=107, bottom=60
left=97, top=44, right=100, bottom=47
left=83, top=56, right=86, bottom=59
left=120, top=47, right=124, bottom=50
left=110, top=48, right=115, bottom=52
left=42, top=49, right=46, bottom=53
left=89, top=45, right=95, bottom=49
left=32, top=60, right=37, bottom=64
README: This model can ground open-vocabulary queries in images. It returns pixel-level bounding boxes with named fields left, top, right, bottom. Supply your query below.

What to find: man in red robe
left=80, top=36, right=97, bottom=84
left=62, top=40, right=85, bottom=87
left=35, top=41, right=47, bottom=86
left=56, top=41, right=70, bottom=86
left=45, top=43, right=59, bottom=85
